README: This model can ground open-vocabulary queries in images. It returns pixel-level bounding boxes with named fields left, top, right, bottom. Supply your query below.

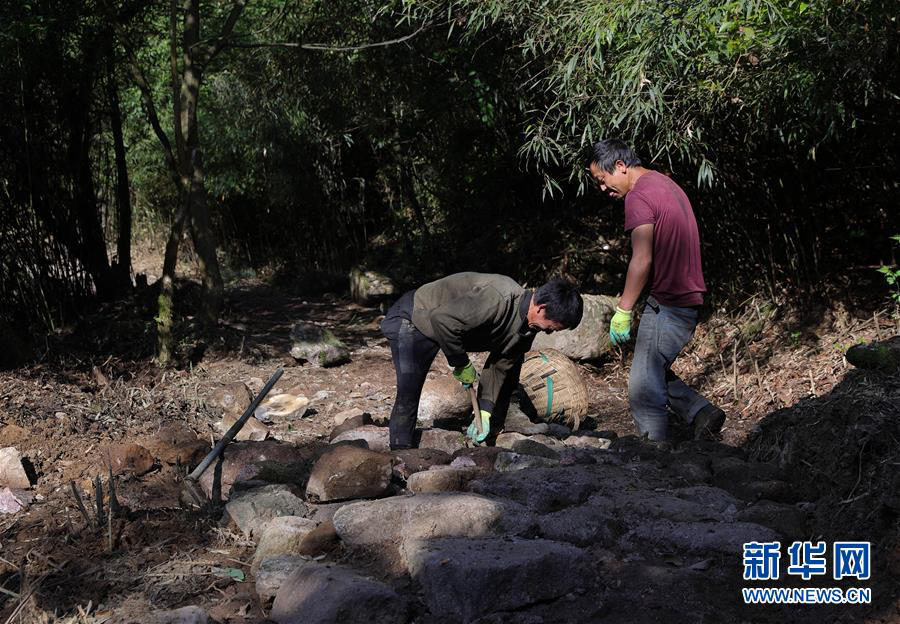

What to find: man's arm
left=477, top=352, right=524, bottom=413
left=618, top=223, right=654, bottom=311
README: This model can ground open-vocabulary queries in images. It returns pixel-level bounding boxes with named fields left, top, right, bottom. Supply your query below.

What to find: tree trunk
left=401, top=164, right=431, bottom=242
left=180, top=0, right=223, bottom=327
left=108, top=59, right=133, bottom=292
left=146, top=0, right=246, bottom=363
left=189, top=186, right=224, bottom=325
left=156, top=186, right=191, bottom=367
left=67, top=38, right=114, bottom=299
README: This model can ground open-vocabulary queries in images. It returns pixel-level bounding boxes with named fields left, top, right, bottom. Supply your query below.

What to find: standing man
left=589, top=139, right=726, bottom=442
left=381, top=272, right=583, bottom=449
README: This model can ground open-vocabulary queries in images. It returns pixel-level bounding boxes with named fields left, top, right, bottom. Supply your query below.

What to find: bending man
left=589, top=139, right=726, bottom=441
left=381, top=272, right=583, bottom=449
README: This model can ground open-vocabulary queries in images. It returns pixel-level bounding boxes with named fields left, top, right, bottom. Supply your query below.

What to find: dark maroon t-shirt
left=624, top=170, right=706, bottom=307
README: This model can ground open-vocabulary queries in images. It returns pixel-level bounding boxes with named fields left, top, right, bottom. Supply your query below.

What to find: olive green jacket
left=412, top=272, right=535, bottom=411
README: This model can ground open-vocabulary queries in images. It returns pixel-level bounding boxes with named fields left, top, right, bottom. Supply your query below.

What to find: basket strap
left=540, top=352, right=554, bottom=417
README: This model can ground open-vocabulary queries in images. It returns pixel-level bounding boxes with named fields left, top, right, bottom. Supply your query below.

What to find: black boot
left=693, top=404, right=726, bottom=440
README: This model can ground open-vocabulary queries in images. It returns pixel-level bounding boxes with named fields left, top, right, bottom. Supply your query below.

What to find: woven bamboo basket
left=518, top=348, right=588, bottom=430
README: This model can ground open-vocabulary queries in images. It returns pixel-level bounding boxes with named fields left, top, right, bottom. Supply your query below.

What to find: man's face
left=529, top=304, right=566, bottom=334
left=590, top=161, right=630, bottom=199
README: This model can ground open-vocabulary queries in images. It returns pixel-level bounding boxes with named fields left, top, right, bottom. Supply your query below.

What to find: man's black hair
left=590, top=139, right=642, bottom=173
left=534, top=278, right=583, bottom=328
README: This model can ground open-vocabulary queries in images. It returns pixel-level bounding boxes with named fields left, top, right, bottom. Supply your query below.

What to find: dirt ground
left=0, top=270, right=898, bottom=623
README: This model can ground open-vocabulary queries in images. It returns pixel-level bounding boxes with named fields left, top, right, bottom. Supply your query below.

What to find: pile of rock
left=0, top=445, right=33, bottom=514
left=187, top=373, right=803, bottom=624
left=225, top=385, right=630, bottom=623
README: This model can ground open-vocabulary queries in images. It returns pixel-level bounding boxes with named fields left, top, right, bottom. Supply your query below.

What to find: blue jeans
left=629, top=296, right=711, bottom=441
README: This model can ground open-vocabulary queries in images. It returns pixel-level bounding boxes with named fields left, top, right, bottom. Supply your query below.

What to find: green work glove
left=609, top=306, right=633, bottom=345
left=466, top=410, right=491, bottom=444
left=452, top=361, right=477, bottom=387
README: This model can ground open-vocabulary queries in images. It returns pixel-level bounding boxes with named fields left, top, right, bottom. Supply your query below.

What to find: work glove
left=452, top=361, right=477, bottom=387
left=466, top=410, right=491, bottom=444
left=609, top=306, right=633, bottom=345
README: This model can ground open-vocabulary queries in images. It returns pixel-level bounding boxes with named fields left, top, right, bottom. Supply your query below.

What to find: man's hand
left=609, top=306, right=633, bottom=345
left=452, top=362, right=477, bottom=387
left=466, top=410, right=491, bottom=444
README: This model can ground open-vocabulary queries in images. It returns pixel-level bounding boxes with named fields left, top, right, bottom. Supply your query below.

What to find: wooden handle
left=467, top=385, right=482, bottom=435
left=187, top=367, right=284, bottom=482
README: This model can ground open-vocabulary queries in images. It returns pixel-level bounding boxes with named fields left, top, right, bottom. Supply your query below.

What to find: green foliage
left=877, top=235, right=900, bottom=305
left=3, top=0, right=899, bottom=344
left=416, top=0, right=899, bottom=193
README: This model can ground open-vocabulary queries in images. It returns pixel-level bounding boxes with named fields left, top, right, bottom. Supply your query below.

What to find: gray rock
left=349, top=267, right=396, bottom=304
left=0, top=448, right=31, bottom=489
left=493, top=452, right=559, bottom=472
left=450, top=447, right=503, bottom=471
left=307, top=501, right=351, bottom=524
left=564, top=435, right=612, bottom=450
left=538, top=504, right=621, bottom=546
left=449, top=456, right=476, bottom=468
left=252, top=516, right=318, bottom=573
left=606, top=490, right=725, bottom=524
left=558, top=447, right=600, bottom=466
left=198, top=440, right=310, bottom=500
left=256, top=555, right=309, bottom=603
left=711, top=457, right=782, bottom=485
left=737, top=500, right=808, bottom=540
left=670, top=457, right=713, bottom=483
left=295, top=520, right=339, bottom=556
left=306, top=445, right=392, bottom=502
left=332, top=493, right=533, bottom=565
left=334, top=407, right=368, bottom=426
left=391, top=448, right=452, bottom=480
left=546, top=423, right=573, bottom=438
left=216, top=412, right=268, bottom=441
left=255, top=393, right=310, bottom=423
left=148, top=606, right=208, bottom=624
left=418, top=428, right=467, bottom=454
left=472, top=465, right=608, bottom=512
left=502, top=403, right=550, bottom=435
left=528, top=434, right=568, bottom=449
left=417, top=375, right=470, bottom=426
left=144, top=424, right=209, bottom=469
left=730, top=480, right=797, bottom=503
left=209, top=382, right=252, bottom=413
left=671, top=485, right=744, bottom=513
left=102, top=442, right=155, bottom=476
left=531, top=294, right=617, bottom=360
left=225, top=484, right=308, bottom=539
left=407, top=466, right=485, bottom=493
left=626, top=519, right=781, bottom=554
left=0, top=487, right=31, bottom=514
left=495, top=432, right=529, bottom=449
left=330, top=425, right=390, bottom=452
left=270, top=562, right=407, bottom=624
left=329, top=413, right=373, bottom=441
left=511, top=439, right=561, bottom=459
left=289, top=323, right=350, bottom=367
left=403, top=537, right=589, bottom=622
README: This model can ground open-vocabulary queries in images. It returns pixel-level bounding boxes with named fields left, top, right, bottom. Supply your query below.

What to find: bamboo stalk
left=107, top=464, right=120, bottom=516
left=732, top=340, right=739, bottom=401
left=94, top=475, right=104, bottom=526
left=69, top=482, right=92, bottom=527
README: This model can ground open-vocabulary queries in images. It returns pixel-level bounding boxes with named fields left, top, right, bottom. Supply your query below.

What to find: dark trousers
left=629, top=296, right=710, bottom=441
left=381, top=290, right=440, bottom=449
